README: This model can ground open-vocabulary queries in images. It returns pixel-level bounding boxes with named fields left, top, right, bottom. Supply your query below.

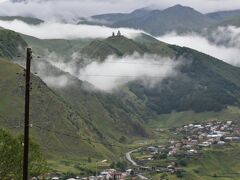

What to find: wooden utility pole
left=23, top=48, right=32, bottom=180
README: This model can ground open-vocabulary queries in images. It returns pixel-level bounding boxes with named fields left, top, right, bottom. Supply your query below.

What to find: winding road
left=125, top=149, right=139, bottom=166
left=125, top=148, right=149, bottom=180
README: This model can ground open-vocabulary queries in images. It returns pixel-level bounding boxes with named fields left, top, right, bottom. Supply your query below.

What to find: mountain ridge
left=79, top=4, right=240, bottom=36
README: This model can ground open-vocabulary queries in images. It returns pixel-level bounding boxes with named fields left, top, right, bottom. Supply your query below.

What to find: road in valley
left=125, top=149, right=139, bottom=166
left=125, top=148, right=149, bottom=180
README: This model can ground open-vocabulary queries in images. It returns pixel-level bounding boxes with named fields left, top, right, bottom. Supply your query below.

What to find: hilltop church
left=112, top=30, right=123, bottom=37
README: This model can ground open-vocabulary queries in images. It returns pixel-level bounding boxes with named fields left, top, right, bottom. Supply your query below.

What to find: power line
left=79, top=74, right=175, bottom=78
left=30, top=54, right=179, bottom=67
left=88, top=61, right=178, bottom=66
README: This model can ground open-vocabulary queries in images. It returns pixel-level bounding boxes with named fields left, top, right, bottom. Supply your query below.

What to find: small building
left=52, top=177, right=60, bottom=180
left=117, top=30, right=122, bottom=36
left=217, top=141, right=226, bottom=145
left=126, top=169, right=134, bottom=176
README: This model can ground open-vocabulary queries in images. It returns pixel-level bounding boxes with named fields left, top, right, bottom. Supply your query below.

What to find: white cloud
left=158, top=29, right=240, bottom=66
left=31, top=60, right=73, bottom=88
left=0, top=0, right=8, bottom=3
left=0, top=0, right=240, bottom=22
left=0, top=20, right=143, bottom=39
left=49, top=53, right=182, bottom=91
left=210, top=26, right=240, bottom=49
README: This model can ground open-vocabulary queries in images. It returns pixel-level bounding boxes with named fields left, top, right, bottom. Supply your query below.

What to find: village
left=129, top=120, right=240, bottom=177
left=31, top=120, right=240, bottom=180
left=33, top=168, right=135, bottom=180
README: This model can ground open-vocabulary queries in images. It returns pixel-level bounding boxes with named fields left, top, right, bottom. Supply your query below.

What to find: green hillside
left=0, top=29, right=151, bottom=150
left=81, top=35, right=147, bottom=60
left=0, top=29, right=27, bottom=58
left=2, top=21, right=240, bottom=177
left=150, top=143, right=240, bottom=180
left=20, top=31, right=240, bottom=125
left=81, top=33, right=175, bottom=59
left=185, top=143, right=240, bottom=180
left=79, top=34, right=240, bottom=115
left=21, top=34, right=93, bottom=58
left=0, top=59, right=117, bottom=159
left=0, top=29, right=131, bottom=161
left=19, top=36, right=152, bottom=142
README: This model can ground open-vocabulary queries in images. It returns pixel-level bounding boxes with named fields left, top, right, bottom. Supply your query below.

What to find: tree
left=118, top=136, right=127, bottom=143
left=0, top=128, right=48, bottom=179
left=178, top=159, right=188, bottom=167
left=116, top=161, right=127, bottom=171
left=88, top=157, right=92, bottom=163
left=110, top=162, right=116, bottom=168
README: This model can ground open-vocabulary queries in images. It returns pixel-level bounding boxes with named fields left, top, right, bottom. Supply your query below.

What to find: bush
left=179, top=159, right=188, bottom=167
left=0, top=128, right=48, bottom=179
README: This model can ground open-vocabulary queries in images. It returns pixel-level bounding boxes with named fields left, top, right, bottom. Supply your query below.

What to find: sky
left=1, top=0, right=240, bottom=22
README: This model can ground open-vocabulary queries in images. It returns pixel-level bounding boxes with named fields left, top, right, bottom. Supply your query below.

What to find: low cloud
left=43, top=75, right=70, bottom=88
left=0, top=20, right=143, bottom=39
left=48, top=52, right=182, bottom=92
left=209, top=26, right=240, bottom=49
left=31, top=58, right=73, bottom=88
left=158, top=28, right=240, bottom=66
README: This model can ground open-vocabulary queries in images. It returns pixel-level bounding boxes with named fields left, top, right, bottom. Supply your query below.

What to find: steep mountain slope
left=8, top=28, right=240, bottom=149
left=0, top=29, right=27, bottom=58
left=21, top=34, right=93, bottom=58
left=21, top=31, right=240, bottom=121
left=0, top=29, right=133, bottom=160
left=80, top=5, right=216, bottom=36
left=1, top=29, right=151, bottom=149
left=0, top=59, right=115, bottom=159
left=80, top=34, right=240, bottom=114
left=81, top=33, right=176, bottom=60
left=81, top=35, right=147, bottom=60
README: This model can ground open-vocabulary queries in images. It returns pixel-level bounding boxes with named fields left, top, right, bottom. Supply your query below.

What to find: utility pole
left=23, top=48, right=32, bottom=180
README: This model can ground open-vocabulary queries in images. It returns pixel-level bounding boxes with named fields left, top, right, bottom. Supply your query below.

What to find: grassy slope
left=21, top=34, right=93, bottom=58
left=0, top=29, right=27, bottom=58
left=21, top=34, right=152, bottom=141
left=73, top=34, right=240, bottom=118
left=3, top=27, right=240, bottom=176
left=0, top=30, right=121, bottom=165
left=184, top=143, right=240, bottom=180
left=81, top=35, right=147, bottom=60
left=149, top=106, right=240, bottom=128
left=0, top=59, right=115, bottom=160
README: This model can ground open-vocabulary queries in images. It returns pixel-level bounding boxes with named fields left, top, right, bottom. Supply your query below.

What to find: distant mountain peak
left=173, top=4, right=186, bottom=8
left=130, top=7, right=158, bottom=17
left=165, top=4, right=196, bottom=12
